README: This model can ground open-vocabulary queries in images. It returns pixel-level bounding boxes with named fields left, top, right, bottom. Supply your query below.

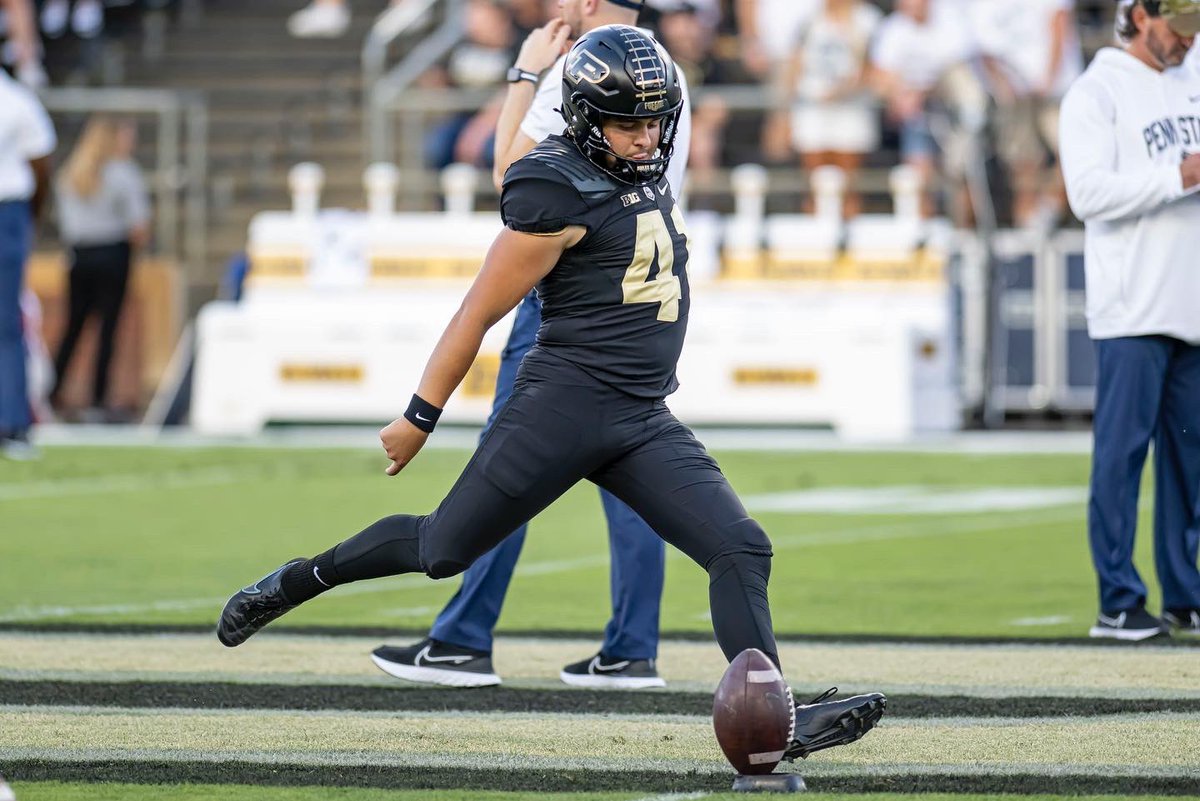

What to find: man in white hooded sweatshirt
left=1060, top=0, right=1200, bottom=640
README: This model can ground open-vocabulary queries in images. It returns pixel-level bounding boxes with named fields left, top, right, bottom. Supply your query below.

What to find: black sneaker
left=1163, top=608, right=1200, bottom=635
left=216, top=559, right=304, bottom=647
left=784, top=687, right=887, bottom=760
left=1088, top=606, right=1168, bottom=641
left=371, top=638, right=501, bottom=687
left=559, top=653, right=666, bottom=689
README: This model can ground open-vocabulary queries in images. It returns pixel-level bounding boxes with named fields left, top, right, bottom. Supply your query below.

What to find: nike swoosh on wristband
left=415, top=413, right=432, bottom=422
left=415, top=644, right=474, bottom=666
left=588, top=656, right=632, bottom=674
left=313, top=566, right=331, bottom=588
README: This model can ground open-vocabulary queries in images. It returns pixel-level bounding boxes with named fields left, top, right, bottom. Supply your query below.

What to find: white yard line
left=0, top=506, right=1075, bottom=623
left=29, top=423, right=1094, bottom=454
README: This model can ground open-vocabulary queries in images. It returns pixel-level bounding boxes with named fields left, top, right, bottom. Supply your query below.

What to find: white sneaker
left=71, top=0, right=105, bottom=39
left=0, top=772, right=15, bottom=801
left=40, top=0, right=69, bottom=37
left=287, top=2, right=351, bottom=38
left=2, top=436, right=41, bottom=462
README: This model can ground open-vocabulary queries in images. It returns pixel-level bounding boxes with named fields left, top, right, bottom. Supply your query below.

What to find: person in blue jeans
left=0, top=68, right=56, bottom=461
left=369, top=289, right=667, bottom=688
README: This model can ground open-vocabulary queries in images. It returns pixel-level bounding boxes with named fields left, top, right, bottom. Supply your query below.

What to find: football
left=712, top=648, right=795, bottom=775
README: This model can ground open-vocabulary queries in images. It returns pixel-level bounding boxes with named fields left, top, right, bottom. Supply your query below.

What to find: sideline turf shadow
left=6, top=760, right=1200, bottom=796
left=1, top=622, right=1197, bottom=647
left=5, top=679, right=1200, bottom=719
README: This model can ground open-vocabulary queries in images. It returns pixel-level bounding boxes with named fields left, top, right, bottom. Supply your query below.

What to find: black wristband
left=403, top=394, right=442, bottom=433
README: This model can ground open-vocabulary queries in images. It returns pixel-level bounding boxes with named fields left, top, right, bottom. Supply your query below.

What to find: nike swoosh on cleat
left=588, top=656, right=632, bottom=674
left=415, top=645, right=474, bottom=666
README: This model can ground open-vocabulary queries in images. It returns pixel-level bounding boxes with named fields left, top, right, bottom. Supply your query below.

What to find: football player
left=369, top=0, right=692, bottom=691
left=218, top=26, right=886, bottom=759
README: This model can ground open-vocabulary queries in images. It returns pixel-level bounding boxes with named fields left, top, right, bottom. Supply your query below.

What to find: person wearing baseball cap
left=1060, top=0, right=1200, bottom=640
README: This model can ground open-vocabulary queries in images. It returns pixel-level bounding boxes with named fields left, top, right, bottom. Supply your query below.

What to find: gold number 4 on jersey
left=621, top=206, right=688, bottom=322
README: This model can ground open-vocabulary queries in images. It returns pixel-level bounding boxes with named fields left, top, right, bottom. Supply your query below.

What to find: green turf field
left=0, top=445, right=1157, bottom=637
left=4, top=442, right=1194, bottom=801
left=11, top=788, right=1197, bottom=801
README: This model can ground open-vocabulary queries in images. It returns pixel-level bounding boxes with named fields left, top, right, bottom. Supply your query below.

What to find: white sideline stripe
left=28, top=423, right=1095, bottom=454
left=0, top=467, right=253, bottom=502
left=0, top=507, right=1074, bottom=623
left=630, top=793, right=711, bottom=801
left=1012, top=615, right=1073, bottom=627
left=743, top=486, right=1087, bottom=516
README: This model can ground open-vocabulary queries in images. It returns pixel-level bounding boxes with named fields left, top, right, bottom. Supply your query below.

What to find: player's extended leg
left=1088, top=336, right=1168, bottom=636
left=590, top=402, right=885, bottom=758
left=217, top=373, right=604, bottom=647
left=1152, top=342, right=1200, bottom=630
left=588, top=409, right=777, bottom=665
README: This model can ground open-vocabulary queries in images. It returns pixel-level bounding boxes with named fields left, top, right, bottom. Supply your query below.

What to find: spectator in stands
left=733, top=0, right=819, bottom=162
left=0, top=0, right=47, bottom=86
left=287, top=0, right=406, bottom=38
left=652, top=1, right=729, bottom=179
left=870, top=0, right=986, bottom=221
left=0, top=64, right=55, bottom=459
left=969, top=0, right=1083, bottom=230
left=51, top=115, right=149, bottom=423
left=420, top=0, right=519, bottom=170
left=39, top=0, right=104, bottom=39
left=784, top=0, right=881, bottom=218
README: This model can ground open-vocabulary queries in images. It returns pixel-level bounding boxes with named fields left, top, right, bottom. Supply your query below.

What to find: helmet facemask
left=563, top=96, right=682, bottom=186
left=559, top=25, right=685, bottom=187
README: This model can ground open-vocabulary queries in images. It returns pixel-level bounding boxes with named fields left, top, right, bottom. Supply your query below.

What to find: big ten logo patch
left=462, top=353, right=501, bottom=398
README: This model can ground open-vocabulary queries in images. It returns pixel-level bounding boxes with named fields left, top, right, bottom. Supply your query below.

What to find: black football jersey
left=500, top=135, right=690, bottom=399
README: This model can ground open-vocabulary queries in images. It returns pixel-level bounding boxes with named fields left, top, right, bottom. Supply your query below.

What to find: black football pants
left=330, top=353, right=779, bottom=665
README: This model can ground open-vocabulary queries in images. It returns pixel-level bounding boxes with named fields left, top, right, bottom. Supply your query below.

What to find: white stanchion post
left=441, top=163, right=477, bottom=216
left=364, top=162, right=399, bottom=218
left=288, top=162, right=325, bottom=219
left=890, top=165, right=922, bottom=223
left=731, top=163, right=767, bottom=225
left=812, top=165, right=846, bottom=225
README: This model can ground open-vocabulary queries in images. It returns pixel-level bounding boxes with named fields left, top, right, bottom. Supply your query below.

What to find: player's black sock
left=280, top=515, right=424, bottom=603
left=707, top=550, right=780, bottom=669
left=280, top=550, right=338, bottom=604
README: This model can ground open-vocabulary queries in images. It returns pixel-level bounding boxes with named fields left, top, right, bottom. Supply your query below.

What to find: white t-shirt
left=871, top=4, right=977, bottom=92
left=794, top=4, right=882, bottom=102
left=1060, top=48, right=1200, bottom=342
left=520, top=32, right=693, bottom=200
left=968, top=0, right=1083, bottom=97
left=753, top=0, right=821, bottom=63
left=0, top=72, right=57, bottom=201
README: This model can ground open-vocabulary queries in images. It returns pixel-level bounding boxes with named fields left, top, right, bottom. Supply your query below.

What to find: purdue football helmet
left=560, top=24, right=684, bottom=186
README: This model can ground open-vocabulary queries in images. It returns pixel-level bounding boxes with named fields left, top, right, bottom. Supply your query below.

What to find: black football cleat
left=216, top=559, right=305, bottom=647
left=784, top=687, right=887, bottom=760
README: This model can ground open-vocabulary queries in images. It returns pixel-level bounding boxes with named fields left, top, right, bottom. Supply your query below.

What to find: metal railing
left=39, top=87, right=209, bottom=276
left=362, top=0, right=468, bottom=164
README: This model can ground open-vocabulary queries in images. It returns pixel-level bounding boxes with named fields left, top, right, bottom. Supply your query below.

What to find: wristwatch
left=506, top=67, right=539, bottom=85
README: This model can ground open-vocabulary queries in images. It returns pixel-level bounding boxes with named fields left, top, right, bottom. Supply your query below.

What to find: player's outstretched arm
left=380, top=225, right=585, bottom=475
